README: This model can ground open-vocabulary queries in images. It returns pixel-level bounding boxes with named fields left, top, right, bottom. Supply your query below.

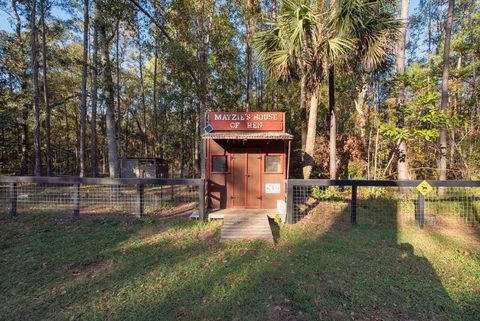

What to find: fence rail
left=286, top=179, right=480, bottom=227
left=2, top=176, right=479, bottom=229
left=0, top=176, right=205, bottom=220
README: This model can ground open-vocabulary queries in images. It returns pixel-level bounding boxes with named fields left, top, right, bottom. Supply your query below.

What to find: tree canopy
left=0, top=0, right=479, bottom=180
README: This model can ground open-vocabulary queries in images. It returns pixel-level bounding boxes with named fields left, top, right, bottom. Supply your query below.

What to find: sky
left=0, top=0, right=423, bottom=32
left=0, top=0, right=424, bottom=56
left=0, top=4, right=72, bottom=33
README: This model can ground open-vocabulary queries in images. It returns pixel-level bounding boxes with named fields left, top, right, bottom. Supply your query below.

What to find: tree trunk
left=90, top=18, right=98, bottom=177
left=328, top=66, right=337, bottom=179
left=449, top=55, right=462, bottom=175
left=245, top=0, right=255, bottom=111
left=153, top=42, right=159, bottom=154
left=439, top=0, right=455, bottom=189
left=300, top=73, right=307, bottom=152
left=472, top=53, right=478, bottom=113
left=80, top=0, right=89, bottom=177
left=354, top=76, right=368, bottom=145
left=395, top=0, right=410, bottom=183
left=13, top=0, right=29, bottom=175
left=197, top=1, right=212, bottom=180
left=199, top=71, right=207, bottom=179
left=245, top=17, right=252, bottom=110
left=303, top=89, right=319, bottom=179
left=194, top=109, right=200, bottom=176
left=373, top=121, right=380, bottom=180
left=40, top=0, right=52, bottom=176
left=20, top=101, right=29, bottom=175
left=137, top=22, right=148, bottom=157
left=180, top=102, right=185, bottom=177
left=271, top=0, right=278, bottom=111
left=97, top=3, right=119, bottom=178
left=64, top=104, right=70, bottom=174
left=31, top=0, right=42, bottom=176
left=115, top=20, right=122, bottom=159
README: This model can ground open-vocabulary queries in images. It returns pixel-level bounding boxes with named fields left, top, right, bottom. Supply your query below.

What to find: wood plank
left=219, top=209, right=274, bottom=243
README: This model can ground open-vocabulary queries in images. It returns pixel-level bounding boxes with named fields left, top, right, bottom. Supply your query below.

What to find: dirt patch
left=267, top=304, right=298, bottom=321
left=79, top=206, right=129, bottom=216
left=317, top=307, right=347, bottom=320
left=152, top=202, right=197, bottom=217
left=196, top=227, right=218, bottom=241
left=195, top=227, right=220, bottom=252
left=299, top=201, right=349, bottom=228
left=138, top=227, right=169, bottom=245
left=174, top=306, right=192, bottom=320
left=426, top=217, right=480, bottom=250
left=71, top=257, right=114, bottom=280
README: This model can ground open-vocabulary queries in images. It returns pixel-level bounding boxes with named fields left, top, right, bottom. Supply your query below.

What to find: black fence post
left=8, top=183, right=17, bottom=218
left=199, top=180, right=205, bottom=221
left=136, top=184, right=144, bottom=218
left=160, top=185, right=164, bottom=206
left=416, top=194, right=425, bottom=229
left=351, top=185, right=357, bottom=225
left=286, top=180, right=294, bottom=224
left=72, top=184, right=80, bottom=218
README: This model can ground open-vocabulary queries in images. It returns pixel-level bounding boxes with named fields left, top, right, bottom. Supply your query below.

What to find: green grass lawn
left=0, top=211, right=479, bottom=321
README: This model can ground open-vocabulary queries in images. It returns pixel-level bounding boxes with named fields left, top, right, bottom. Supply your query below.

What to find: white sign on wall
left=265, top=183, right=281, bottom=194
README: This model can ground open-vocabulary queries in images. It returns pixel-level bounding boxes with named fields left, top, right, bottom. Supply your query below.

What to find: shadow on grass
left=0, top=203, right=477, bottom=321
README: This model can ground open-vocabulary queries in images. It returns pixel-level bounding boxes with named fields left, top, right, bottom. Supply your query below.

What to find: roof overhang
left=202, top=131, right=293, bottom=140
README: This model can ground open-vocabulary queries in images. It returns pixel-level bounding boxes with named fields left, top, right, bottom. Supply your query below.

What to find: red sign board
left=208, top=112, right=284, bottom=131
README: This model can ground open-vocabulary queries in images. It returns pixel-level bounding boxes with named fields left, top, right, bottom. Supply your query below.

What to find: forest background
left=0, top=0, right=478, bottom=180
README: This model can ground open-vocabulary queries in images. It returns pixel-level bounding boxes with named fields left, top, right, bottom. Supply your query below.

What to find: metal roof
left=202, top=131, right=293, bottom=140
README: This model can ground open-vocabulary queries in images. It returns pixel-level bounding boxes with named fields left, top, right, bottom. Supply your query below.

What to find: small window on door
left=265, top=155, right=282, bottom=173
left=212, top=156, right=228, bottom=173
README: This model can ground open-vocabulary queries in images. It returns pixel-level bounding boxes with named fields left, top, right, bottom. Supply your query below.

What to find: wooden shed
left=203, top=112, right=292, bottom=211
left=120, top=158, right=169, bottom=178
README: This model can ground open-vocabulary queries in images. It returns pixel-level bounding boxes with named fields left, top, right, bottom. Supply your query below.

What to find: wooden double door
left=230, top=150, right=262, bottom=208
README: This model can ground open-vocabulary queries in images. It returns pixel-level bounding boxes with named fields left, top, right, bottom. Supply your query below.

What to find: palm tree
left=256, top=0, right=319, bottom=154
left=327, top=0, right=400, bottom=179
left=255, top=0, right=352, bottom=179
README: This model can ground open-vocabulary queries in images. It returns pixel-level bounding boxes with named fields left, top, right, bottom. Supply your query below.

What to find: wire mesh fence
left=287, top=180, right=480, bottom=229
left=0, top=177, right=205, bottom=219
left=2, top=176, right=478, bottom=229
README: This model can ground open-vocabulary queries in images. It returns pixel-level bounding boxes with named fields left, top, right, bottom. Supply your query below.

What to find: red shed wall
left=206, top=139, right=287, bottom=209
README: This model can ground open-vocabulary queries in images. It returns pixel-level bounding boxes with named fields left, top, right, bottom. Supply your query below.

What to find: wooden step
left=220, top=213, right=273, bottom=243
